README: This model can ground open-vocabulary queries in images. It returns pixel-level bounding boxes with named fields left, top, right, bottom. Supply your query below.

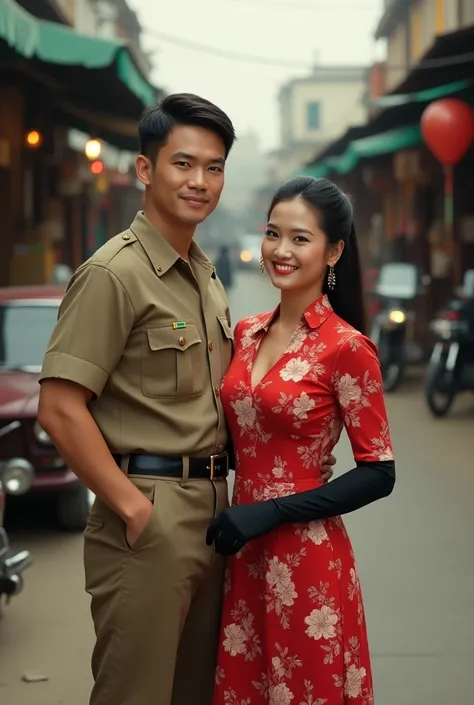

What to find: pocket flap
left=217, top=316, right=234, bottom=340
left=146, top=323, right=202, bottom=352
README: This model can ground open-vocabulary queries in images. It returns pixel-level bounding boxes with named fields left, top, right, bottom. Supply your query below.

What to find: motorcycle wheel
left=378, top=336, right=404, bottom=392
left=382, top=361, right=404, bottom=392
left=426, top=354, right=456, bottom=417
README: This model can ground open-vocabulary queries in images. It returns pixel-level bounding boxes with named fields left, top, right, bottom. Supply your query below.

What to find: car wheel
left=57, top=484, right=90, bottom=532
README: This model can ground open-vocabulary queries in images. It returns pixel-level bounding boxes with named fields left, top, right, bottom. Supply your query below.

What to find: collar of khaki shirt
left=129, top=211, right=216, bottom=280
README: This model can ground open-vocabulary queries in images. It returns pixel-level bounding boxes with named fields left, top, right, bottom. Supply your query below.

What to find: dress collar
left=250, top=294, right=333, bottom=335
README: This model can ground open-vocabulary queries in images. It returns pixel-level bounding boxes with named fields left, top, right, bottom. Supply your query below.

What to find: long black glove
left=206, top=460, right=395, bottom=555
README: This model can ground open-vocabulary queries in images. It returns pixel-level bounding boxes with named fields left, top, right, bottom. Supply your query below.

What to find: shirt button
left=157, top=265, right=163, bottom=273
left=122, top=233, right=130, bottom=241
left=208, top=341, right=214, bottom=351
left=179, top=336, right=186, bottom=347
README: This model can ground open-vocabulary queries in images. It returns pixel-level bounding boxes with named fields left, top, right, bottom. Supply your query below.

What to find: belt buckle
left=208, top=452, right=228, bottom=481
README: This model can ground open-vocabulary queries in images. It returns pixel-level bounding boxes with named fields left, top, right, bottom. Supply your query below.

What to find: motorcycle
left=425, top=270, right=474, bottom=417
left=370, top=262, right=426, bottom=392
left=0, top=421, right=34, bottom=613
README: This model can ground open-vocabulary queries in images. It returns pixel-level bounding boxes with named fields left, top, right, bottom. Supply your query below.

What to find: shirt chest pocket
left=141, top=323, right=204, bottom=398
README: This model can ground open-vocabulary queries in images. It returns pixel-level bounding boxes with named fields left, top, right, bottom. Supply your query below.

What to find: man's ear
left=136, top=155, right=153, bottom=187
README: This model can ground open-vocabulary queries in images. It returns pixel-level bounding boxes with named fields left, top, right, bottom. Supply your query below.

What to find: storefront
left=0, top=0, right=160, bottom=285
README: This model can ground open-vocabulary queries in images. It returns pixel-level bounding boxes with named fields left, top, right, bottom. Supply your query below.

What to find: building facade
left=0, top=0, right=157, bottom=286
left=274, top=64, right=368, bottom=179
left=376, top=0, right=474, bottom=91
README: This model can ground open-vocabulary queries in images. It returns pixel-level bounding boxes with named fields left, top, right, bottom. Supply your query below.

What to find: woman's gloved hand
left=206, top=500, right=280, bottom=555
left=206, top=453, right=338, bottom=555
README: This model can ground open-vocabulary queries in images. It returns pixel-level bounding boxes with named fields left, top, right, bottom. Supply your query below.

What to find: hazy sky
left=128, top=0, right=385, bottom=150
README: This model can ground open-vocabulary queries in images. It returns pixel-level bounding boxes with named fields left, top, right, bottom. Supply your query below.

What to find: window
left=0, top=304, right=60, bottom=370
left=306, top=102, right=321, bottom=131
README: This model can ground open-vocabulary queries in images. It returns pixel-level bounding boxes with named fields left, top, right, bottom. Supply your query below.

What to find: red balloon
left=421, top=98, right=474, bottom=165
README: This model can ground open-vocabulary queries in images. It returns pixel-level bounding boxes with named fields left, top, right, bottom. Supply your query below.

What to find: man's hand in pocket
left=125, top=499, right=153, bottom=549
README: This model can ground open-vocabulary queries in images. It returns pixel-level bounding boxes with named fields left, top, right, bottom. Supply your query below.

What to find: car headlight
left=240, top=250, right=253, bottom=263
left=33, top=420, right=51, bottom=444
left=388, top=309, right=406, bottom=324
left=0, top=458, right=34, bottom=496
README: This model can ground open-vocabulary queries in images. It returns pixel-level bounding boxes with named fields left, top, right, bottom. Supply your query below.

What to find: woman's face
left=262, top=198, right=343, bottom=294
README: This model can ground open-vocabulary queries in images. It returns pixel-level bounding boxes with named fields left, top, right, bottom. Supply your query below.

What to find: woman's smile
left=272, top=261, right=299, bottom=275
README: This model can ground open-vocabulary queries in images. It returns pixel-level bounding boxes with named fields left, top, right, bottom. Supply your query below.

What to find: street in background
left=0, top=268, right=473, bottom=705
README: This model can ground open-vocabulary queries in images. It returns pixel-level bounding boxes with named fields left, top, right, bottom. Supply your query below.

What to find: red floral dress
left=214, top=295, right=394, bottom=705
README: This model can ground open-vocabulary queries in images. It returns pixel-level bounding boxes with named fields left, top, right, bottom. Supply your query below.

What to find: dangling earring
left=260, top=257, right=265, bottom=274
left=327, top=264, right=336, bottom=291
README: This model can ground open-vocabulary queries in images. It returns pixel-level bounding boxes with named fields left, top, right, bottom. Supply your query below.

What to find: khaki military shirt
left=39, top=212, right=233, bottom=457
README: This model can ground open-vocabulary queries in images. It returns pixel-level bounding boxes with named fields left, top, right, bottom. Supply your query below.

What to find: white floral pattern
left=280, top=357, right=311, bottom=383
left=296, top=521, right=329, bottom=546
left=305, top=605, right=339, bottom=640
left=214, top=294, right=394, bottom=705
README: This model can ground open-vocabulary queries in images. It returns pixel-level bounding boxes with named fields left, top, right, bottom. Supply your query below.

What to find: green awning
left=371, top=78, right=473, bottom=109
left=290, top=163, right=329, bottom=179
left=300, top=125, right=422, bottom=178
left=325, top=124, right=422, bottom=174
left=0, top=0, right=157, bottom=107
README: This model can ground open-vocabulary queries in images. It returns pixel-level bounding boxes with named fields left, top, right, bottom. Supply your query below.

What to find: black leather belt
left=113, top=452, right=228, bottom=481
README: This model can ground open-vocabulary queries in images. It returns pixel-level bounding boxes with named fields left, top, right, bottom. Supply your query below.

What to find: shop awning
left=301, top=124, right=422, bottom=177
left=371, top=77, right=474, bottom=109
left=304, top=26, right=474, bottom=179
left=327, top=124, right=422, bottom=174
left=389, top=26, right=474, bottom=96
left=0, top=0, right=160, bottom=149
left=305, top=83, right=474, bottom=177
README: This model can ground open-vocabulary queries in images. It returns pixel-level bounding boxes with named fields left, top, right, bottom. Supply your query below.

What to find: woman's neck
left=278, top=285, right=324, bottom=329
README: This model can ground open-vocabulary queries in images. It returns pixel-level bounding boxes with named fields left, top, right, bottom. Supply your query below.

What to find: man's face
left=136, top=124, right=226, bottom=226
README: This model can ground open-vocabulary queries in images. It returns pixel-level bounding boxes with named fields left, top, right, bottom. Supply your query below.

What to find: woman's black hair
left=268, top=176, right=366, bottom=334
left=138, top=93, right=236, bottom=163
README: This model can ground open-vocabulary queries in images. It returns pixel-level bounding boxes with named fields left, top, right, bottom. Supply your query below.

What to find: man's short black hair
left=138, top=93, right=236, bottom=162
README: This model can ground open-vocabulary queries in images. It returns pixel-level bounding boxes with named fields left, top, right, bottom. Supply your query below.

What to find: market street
left=1, top=270, right=473, bottom=705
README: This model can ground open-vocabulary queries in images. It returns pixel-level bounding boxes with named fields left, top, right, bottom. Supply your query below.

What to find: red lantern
left=421, top=98, right=474, bottom=287
left=421, top=98, right=474, bottom=165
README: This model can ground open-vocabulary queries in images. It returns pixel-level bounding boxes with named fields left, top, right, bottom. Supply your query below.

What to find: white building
left=220, top=132, right=268, bottom=217
left=274, top=64, right=368, bottom=180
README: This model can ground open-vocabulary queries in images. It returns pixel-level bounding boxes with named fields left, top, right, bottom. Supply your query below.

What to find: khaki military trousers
left=83, top=472, right=229, bottom=705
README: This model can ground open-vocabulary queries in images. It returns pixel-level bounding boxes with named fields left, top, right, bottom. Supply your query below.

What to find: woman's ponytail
left=325, top=222, right=367, bottom=335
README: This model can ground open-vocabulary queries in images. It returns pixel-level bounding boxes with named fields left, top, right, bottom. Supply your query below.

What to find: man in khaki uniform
left=38, top=93, right=335, bottom=705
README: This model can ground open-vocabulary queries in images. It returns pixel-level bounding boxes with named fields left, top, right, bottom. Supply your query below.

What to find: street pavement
left=1, top=269, right=473, bottom=705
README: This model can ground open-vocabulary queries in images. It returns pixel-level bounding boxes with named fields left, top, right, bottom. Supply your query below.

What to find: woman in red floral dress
left=207, top=177, right=395, bottom=705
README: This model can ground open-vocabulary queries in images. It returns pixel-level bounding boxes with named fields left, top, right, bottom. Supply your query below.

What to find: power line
left=142, top=27, right=474, bottom=72
left=143, top=29, right=313, bottom=68
left=223, top=0, right=377, bottom=11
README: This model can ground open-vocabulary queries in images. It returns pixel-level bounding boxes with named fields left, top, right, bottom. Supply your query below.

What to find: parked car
left=0, top=285, right=90, bottom=532
left=237, top=233, right=262, bottom=271
left=0, top=420, right=33, bottom=612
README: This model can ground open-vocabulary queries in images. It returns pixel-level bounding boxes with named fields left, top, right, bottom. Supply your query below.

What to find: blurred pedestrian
left=36, top=91, right=338, bottom=705
left=207, top=177, right=396, bottom=705
left=215, top=244, right=234, bottom=290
